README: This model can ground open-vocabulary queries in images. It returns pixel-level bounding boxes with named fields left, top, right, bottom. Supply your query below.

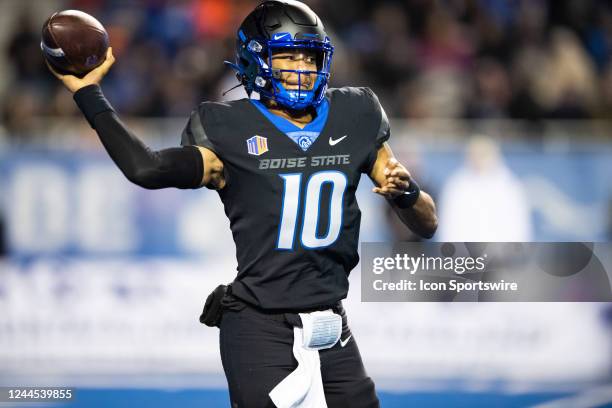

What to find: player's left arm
left=369, top=142, right=438, bottom=239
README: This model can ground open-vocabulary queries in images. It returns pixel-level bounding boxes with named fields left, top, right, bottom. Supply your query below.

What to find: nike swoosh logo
left=340, top=335, right=352, bottom=348
left=329, top=135, right=348, bottom=146
left=273, top=33, right=288, bottom=40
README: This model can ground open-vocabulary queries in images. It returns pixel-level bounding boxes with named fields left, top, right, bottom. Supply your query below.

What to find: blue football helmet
left=227, top=0, right=334, bottom=110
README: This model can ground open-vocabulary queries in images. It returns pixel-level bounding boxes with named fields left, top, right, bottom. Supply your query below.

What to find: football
left=41, top=10, right=109, bottom=77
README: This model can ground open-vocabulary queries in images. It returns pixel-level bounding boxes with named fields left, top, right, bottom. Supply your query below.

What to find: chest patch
left=246, top=135, right=269, bottom=156
left=287, top=131, right=319, bottom=152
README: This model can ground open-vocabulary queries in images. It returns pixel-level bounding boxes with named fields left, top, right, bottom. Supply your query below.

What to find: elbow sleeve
left=129, top=146, right=204, bottom=190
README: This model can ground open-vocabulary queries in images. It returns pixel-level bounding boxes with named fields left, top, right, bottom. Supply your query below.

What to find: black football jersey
left=181, top=87, right=390, bottom=310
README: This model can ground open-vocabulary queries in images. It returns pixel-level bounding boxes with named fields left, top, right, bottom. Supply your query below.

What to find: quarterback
left=47, top=1, right=437, bottom=407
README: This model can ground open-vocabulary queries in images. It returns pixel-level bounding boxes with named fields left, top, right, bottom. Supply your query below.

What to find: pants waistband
left=221, top=289, right=343, bottom=327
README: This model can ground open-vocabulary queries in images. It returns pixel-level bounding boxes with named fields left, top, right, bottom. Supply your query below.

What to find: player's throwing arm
left=44, top=13, right=223, bottom=192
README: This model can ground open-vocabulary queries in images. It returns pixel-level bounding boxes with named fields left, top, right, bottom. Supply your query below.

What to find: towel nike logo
left=340, top=335, right=352, bottom=347
left=329, top=135, right=348, bottom=146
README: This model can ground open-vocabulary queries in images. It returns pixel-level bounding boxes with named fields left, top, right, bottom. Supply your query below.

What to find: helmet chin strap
left=265, top=67, right=323, bottom=110
left=262, top=97, right=316, bottom=124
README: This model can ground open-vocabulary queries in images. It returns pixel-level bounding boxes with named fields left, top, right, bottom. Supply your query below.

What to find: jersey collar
left=249, top=98, right=330, bottom=151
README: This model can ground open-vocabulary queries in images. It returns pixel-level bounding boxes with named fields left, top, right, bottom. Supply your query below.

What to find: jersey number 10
left=277, top=171, right=347, bottom=250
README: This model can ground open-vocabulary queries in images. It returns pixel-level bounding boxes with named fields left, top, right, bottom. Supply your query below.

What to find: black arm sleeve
left=73, top=85, right=204, bottom=190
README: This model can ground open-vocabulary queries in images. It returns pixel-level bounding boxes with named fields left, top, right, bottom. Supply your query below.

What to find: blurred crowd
left=2, top=0, right=612, bottom=139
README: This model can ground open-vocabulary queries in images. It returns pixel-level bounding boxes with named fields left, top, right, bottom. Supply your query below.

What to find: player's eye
left=272, top=54, right=292, bottom=61
left=272, top=53, right=316, bottom=65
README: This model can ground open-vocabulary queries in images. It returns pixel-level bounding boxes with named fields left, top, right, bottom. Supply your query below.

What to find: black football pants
left=219, top=297, right=380, bottom=408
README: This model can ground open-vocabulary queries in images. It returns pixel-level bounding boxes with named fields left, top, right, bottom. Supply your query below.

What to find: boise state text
left=259, top=154, right=351, bottom=170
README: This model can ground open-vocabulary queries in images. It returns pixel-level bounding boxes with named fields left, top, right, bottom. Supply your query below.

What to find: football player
left=47, top=1, right=437, bottom=407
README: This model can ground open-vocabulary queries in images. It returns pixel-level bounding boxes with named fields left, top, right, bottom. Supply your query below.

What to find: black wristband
left=73, top=84, right=115, bottom=129
left=392, top=179, right=421, bottom=209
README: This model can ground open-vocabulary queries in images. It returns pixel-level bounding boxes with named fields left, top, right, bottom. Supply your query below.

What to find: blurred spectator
left=437, top=136, right=533, bottom=241
left=465, top=58, right=512, bottom=118
left=2, top=0, right=612, bottom=139
left=7, top=11, right=48, bottom=82
left=530, top=29, right=599, bottom=118
left=3, top=8, right=54, bottom=140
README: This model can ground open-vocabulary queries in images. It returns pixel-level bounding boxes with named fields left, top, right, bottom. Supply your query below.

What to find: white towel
left=269, top=326, right=327, bottom=408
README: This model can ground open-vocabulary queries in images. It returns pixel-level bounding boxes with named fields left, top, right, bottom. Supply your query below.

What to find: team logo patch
left=247, top=135, right=269, bottom=156
left=298, top=136, right=312, bottom=150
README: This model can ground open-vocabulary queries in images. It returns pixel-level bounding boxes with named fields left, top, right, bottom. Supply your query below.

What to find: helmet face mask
left=229, top=1, right=334, bottom=111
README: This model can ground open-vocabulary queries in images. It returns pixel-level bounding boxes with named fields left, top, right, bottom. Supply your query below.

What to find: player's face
left=271, top=49, right=318, bottom=91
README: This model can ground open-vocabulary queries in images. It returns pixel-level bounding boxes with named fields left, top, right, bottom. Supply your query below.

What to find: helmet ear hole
left=239, top=57, right=250, bottom=67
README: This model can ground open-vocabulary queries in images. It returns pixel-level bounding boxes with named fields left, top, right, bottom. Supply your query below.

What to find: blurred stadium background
left=0, top=0, right=611, bottom=407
